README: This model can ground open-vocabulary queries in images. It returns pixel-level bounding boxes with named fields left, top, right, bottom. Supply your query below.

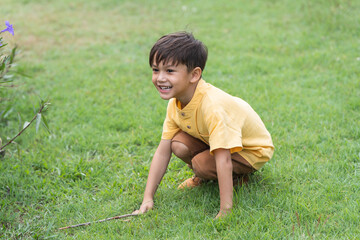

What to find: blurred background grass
left=0, top=0, right=359, bottom=239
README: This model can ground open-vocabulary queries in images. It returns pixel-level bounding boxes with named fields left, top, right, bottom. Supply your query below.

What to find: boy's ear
left=190, top=67, right=202, bottom=83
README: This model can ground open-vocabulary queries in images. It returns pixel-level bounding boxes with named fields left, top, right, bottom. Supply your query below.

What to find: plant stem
left=0, top=103, right=47, bottom=151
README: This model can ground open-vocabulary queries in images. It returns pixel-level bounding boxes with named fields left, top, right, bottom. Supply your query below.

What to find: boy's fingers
left=132, top=208, right=147, bottom=215
left=132, top=210, right=141, bottom=215
left=132, top=201, right=154, bottom=215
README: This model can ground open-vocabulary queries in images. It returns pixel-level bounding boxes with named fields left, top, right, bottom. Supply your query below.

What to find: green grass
left=1, top=0, right=359, bottom=239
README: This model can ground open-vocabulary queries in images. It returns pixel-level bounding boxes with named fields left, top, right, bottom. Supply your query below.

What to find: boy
left=133, top=32, right=274, bottom=218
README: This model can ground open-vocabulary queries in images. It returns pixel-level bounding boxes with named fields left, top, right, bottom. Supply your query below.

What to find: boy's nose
left=157, top=72, right=166, bottom=82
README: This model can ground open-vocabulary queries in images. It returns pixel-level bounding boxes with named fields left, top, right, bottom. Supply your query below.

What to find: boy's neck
left=177, top=79, right=201, bottom=109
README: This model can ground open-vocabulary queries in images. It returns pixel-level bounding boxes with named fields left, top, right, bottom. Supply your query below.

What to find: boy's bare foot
left=232, top=174, right=249, bottom=187
left=177, top=176, right=203, bottom=189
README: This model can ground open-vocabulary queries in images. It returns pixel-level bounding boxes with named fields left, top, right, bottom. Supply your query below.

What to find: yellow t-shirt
left=162, top=79, right=274, bottom=170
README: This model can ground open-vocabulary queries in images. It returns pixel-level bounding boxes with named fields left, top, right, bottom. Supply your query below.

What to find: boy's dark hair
left=149, top=32, right=208, bottom=72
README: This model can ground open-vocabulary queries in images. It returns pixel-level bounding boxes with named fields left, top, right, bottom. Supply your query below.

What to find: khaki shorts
left=172, top=130, right=256, bottom=180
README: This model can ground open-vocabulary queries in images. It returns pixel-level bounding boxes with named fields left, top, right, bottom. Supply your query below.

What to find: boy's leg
left=191, top=151, right=256, bottom=180
left=231, top=153, right=256, bottom=175
left=230, top=153, right=256, bottom=185
left=171, top=130, right=209, bottom=166
left=171, top=130, right=209, bottom=189
left=171, top=130, right=256, bottom=187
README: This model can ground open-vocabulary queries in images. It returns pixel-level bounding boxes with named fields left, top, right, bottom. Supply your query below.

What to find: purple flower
left=0, top=21, right=14, bottom=36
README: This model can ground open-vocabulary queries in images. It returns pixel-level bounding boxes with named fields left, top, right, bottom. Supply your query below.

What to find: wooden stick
left=58, top=213, right=138, bottom=230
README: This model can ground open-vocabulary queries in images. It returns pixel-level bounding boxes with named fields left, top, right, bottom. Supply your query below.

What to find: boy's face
left=151, top=61, right=198, bottom=105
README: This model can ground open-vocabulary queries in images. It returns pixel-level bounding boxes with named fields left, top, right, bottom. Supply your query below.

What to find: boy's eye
left=152, top=68, right=159, bottom=72
left=167, top=69, right=174, bottom=73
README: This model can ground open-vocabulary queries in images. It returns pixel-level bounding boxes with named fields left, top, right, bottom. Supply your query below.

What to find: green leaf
left=0, top=62, right=5, bottom=72
left=9, top=46, right=17, bottom=64
left=0, top=43, right=8, bottom=49
left=0, top=79, right=14, bottom=84
left=1, top=106, right=13, bottom=119
left=36, top=113, right=41, bottom=133
left=41, top=114, right=51, bottom=134
left=11, top=69, right=32, bottom=78
left=18, top=112, right=22, bottom=132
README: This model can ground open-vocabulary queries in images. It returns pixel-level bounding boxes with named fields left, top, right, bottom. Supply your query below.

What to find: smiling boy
left=133, top=32, right=274, bottom=218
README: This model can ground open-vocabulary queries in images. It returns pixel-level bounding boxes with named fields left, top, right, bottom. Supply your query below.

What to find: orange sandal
left=177, top=176, right=203, bottom=189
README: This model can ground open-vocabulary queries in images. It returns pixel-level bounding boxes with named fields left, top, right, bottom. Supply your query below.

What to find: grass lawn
left=1, top=0, right=359, bottom=239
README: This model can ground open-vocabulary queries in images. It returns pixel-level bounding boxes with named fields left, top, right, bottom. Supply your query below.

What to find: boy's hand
left=133, top=139, right=171, bottom=215
left=132, top=199, right=154, bottom=215
left=213, top=148, right=233, bottom=220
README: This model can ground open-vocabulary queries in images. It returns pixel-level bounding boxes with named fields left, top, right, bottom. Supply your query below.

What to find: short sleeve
left=205, top=105, right=246, bottom=154
left=161, top=100, right=180, bottom=140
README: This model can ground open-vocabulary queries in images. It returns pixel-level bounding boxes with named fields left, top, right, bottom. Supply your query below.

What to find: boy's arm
left=133, top=139, right=172, bottom=214
left=213, top=148, right=233, bottom=219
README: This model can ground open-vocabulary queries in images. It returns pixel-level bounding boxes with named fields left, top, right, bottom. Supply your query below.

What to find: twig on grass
left=58, top=213, right=138, bottom=230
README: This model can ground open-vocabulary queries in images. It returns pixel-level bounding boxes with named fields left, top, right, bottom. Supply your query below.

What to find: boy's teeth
left=160, top=86, right=171, bottom=89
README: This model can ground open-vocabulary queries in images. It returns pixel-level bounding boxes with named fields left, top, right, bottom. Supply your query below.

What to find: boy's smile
left=151, top=61, right=200, bottom=107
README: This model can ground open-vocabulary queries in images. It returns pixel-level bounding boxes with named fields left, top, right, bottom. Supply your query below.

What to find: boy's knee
left=192, top=151, right=217, bottom=180
left=171, top=141, right=191, bottom=163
